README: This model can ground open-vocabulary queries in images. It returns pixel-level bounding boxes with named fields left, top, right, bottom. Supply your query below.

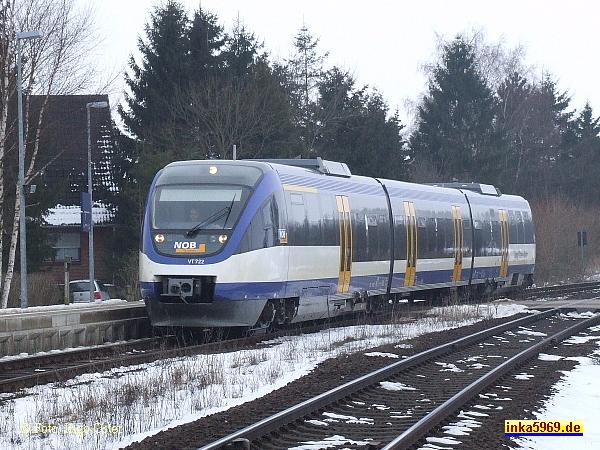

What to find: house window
left=50, top=232, right=81, bottom=262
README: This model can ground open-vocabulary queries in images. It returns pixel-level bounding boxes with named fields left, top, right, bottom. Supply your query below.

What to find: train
left=139, top=158, right=535, bottom=329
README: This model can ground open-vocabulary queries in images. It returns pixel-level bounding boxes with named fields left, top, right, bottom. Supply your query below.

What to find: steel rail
left=520, top=281, right=600, bottom=298
left=197, top=308, right=562, bottom=450
left=383, top=312, right=600, bottom=449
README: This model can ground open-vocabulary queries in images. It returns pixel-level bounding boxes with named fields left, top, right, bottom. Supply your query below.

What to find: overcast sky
left=87, top=0, right=600, bottom=127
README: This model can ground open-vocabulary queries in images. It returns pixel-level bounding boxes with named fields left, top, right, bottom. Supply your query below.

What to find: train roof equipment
left=428, top=182, right=502, bottom=196
left=245, top=157, right=352, bottom=178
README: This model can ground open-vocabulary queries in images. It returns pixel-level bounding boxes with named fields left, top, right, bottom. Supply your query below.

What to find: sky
left=85, top=0, right=600, bottom=127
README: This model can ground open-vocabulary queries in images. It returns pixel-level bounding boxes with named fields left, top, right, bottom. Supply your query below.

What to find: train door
left=452, top=205, right=464, bottom=282
left=336, top=195, right=352, bottom=293
left=404, top=201, right=417, bottom=286
left=499, top=209, right=509, bottom=277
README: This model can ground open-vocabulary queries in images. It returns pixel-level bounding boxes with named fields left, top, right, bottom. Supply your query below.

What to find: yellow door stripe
left=404, top=201, right=417, bottom=286
left=452, top=206, right=463, bottom=282
left=336, top=195, right=352, bottom=293
left=499, top=209, right=509, bottom=277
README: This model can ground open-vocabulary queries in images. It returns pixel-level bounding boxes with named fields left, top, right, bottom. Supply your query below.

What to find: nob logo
left=173, top=241, right=197, bottom=249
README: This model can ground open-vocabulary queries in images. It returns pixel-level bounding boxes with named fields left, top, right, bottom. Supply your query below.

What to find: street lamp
left=16, top=30, right=42, bottom=309
left=86, top=101, right=108, bottom=302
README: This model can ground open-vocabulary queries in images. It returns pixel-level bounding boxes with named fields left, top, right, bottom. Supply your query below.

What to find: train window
left=290, top=200, right=307, bottom=246
left=237, top=197, right=279, bottom=253
left=321, top=195, right=338, bottom=246
left=304, top=192, right=323, bottom=246
left=523, top=211, right=535, bottom=243
left=393, top=213, right=407, bottom=262
left=491, top=219, right=501, bottom=256
left=353, top=211, right=367, bottom=261
left=461, top=218, right=472, bottom=258
left=508, top=210, right=518, bottom=244
left=427, top=217, right=437, bottom=258
left=516, top=211, right=525, bottom=244
left=152, top=185, right=249, bottom=230
left=441, top=217, right=453, bottom=257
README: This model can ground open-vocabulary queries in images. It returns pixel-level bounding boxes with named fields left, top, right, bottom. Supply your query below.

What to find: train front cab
left=140, top=161, right=290, bottom=328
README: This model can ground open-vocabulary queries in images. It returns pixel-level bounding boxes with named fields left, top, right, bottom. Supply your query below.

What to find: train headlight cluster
left=209, top=166, right=218, bottom=175
left=154, top=234, right=165, bottom=243
left=218, top=234, right=228, bottom=244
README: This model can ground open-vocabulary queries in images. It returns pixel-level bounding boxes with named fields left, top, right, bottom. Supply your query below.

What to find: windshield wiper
left=222, top=194, right=237, bottom=229
left=186, top=206, right=231, bottom=237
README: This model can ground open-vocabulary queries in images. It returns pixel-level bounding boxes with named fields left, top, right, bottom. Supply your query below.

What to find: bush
left=532, top=196, right=600, bottom=283
left=6, top=272, right=63, bottom=308
left=113, top=251, right=140, bottom=301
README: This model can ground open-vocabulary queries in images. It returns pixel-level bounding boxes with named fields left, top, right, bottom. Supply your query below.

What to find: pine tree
left=188, top=8, right=226, bottom=83
left=559, top=103, right=600, bottom=203
left=222, top=18, right=260, bottom=79
left=316, top=68, right=408, bottom=179
left=285, top=26, right=328, bottom=156
left=119, top=0, right=190, bottom=142
left=410, top=37, right=501, bottom=183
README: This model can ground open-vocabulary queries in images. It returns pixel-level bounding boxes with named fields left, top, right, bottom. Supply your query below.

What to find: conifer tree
left=559, top=102, right=600, bottom=203
left=222, top=19, right=260, bottom=79
left=285, top=26, right=328, bottom=156
left=119, top=0, right=190, bottom=142
left=316, top=68, right=408, bottom=179
left=410, top=37, right=501, bottom=183
left=188, top=8, right=225, bottom=83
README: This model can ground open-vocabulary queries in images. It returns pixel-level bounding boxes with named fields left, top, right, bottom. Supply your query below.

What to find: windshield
left=152, top=185, right=250, bottom=230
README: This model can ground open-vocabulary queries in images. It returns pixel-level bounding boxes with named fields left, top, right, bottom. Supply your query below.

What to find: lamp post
left=86, top=101, right=108, bottom=302
left=16, top=30, right=42, bottom=309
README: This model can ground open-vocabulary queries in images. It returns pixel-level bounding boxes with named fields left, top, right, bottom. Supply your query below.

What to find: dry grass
left=6, top=272, right=62, bottom=308
left=532, top=196, right=600, bottom=283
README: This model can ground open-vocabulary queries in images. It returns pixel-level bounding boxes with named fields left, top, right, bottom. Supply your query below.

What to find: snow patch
left=364, top=351, right=399, bottom=358
left=380, top=381, right=417, bottom=391
left=538, top=353, right=563, bottom=361
left=517, top=327, right=547, bottom=337
left=425, top=436, right=462, bottom=445
left=515, top=373, right=535, bottom=380
left=435, top=362, right=463, bottom=372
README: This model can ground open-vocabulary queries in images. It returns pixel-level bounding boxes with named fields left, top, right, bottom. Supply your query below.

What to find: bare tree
left=421, top=29, right=532, bottom=92
left=0, top=0, right=98, bottom=308
left=168, top=74, right=291, bottom=160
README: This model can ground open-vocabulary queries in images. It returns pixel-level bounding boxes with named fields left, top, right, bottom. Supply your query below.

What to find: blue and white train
left=140, top=158, right=535, bottom=329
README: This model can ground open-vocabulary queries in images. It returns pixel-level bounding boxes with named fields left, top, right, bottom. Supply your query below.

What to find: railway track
left=515, top=280, right=600, bottom=299
left=0, top=306, right=421, bottom=393
left=196, top=306, right=600, bottom=450
left=3, top=280, right=597, bottom=395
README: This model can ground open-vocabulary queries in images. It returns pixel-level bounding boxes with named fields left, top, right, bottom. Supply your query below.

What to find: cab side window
left=237, top=196, right=279, bottom=254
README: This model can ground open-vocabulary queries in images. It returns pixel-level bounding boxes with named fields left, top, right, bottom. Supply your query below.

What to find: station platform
left=0, top=299, right=150, bottom=357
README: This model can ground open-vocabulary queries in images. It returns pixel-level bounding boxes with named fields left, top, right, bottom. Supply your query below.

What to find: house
left=33, top=95, right=118, bottom=283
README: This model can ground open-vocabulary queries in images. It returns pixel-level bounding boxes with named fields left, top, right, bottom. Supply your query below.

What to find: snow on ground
left=512, top=350, right=600, bottom=449
left=380, top=381, right=417, bottom=391
left=0, top=302, right=531, bottom=450
left=364, top=351, right=399, bottom=358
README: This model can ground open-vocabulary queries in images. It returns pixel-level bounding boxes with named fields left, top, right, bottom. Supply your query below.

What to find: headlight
left=154, top=234, right=165, bottom=243
left=218, top=234, right=228, bottom=244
